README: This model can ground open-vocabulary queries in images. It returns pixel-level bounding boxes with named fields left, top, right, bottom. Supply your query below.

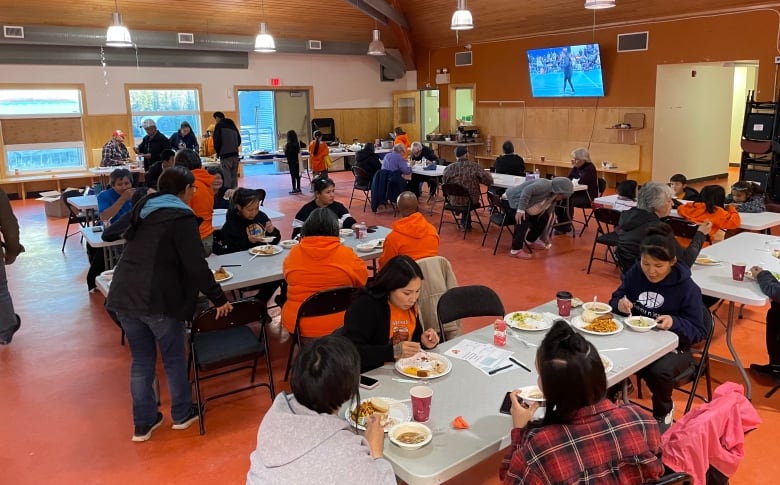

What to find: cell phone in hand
left=359, top=374, right=379, bottom=390
left=500, top=391, right=513, bottom=415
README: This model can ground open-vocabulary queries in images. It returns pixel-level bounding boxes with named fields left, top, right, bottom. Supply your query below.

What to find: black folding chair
left=437, top=285, right=504, bottom=342
left=481, top=191, right=515, bottom=255
left=586, top=207, right=621, bottom=274
left=578, top=177, right=607, bottom=236
left=189, top=298, right=275, bottom=435
left=349, top=166, right=372, bottom=212
left=61, top=189, right=90, bottom=251
left=438, top=183, right=486, bottom=239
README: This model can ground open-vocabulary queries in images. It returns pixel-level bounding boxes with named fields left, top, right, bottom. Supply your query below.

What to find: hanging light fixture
left=367, top=28, right=386, bottom=56
left=106, top=0, right=132, bottom=47
left=584, top=0, right=616, bottom=9
left=254, top=22, right=276, bottom=52
left=450, top=0, right=474, bottom=31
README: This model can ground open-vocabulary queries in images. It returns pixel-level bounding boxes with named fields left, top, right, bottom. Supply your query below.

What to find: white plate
left=100, top=269, right=114, bottom=281
left=368, top=238, right=385, bottom=249
left=339, top=228, right=354, bottom=237
left=213, top=208, right=228, bottom=215
left=345, top=397, right=411, bottom=432
left=279, top=239, right=299, bottom=249
left=395, top=352, right=452, bottom=379
left=388, top=422, right=432, bottom=450
left=600, top=354, right=614, bottom=373
left=517, top=385, right=545, bottom=402
left=694, top=255, right=720, bottom=266
left=212, top=269, right=233, bottom=283
left=356, top=243, right=375, bottom=253
left=571, top=297, right=584, bottom=308
left=624, top=315, right=657, bottom=332
left=248, top=245, right=283, bottom=256
left=504, top=311, right=551, bottom=331
left=571, top=315, right=623, bottom=336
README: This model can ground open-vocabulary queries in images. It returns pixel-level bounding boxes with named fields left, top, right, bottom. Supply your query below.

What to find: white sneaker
left=656, top=404, right=674, bottom=433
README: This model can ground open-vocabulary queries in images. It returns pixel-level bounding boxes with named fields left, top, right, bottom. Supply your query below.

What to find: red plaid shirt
left=499, top=399, right=664, bottom=485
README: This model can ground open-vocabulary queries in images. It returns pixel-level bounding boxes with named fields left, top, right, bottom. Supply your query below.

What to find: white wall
left=0, top=53, right=417, bottom=114
left=729, top=65, right=758, bottom=164
left=652, top=64, right=734, bottom=182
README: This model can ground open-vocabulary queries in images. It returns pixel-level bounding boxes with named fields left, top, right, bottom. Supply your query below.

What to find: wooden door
left=392, top=91, right=421, bottom=141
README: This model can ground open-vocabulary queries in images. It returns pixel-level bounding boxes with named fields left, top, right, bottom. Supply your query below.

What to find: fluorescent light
left=584, top=0, right=616, bottom=9
left=367, top=29, right=386, bottom=56
left=254, top=22, right=276, bottom=53
left=451, top=0, right=473, bottom=30
left=106, top=12, right=132, bottom=47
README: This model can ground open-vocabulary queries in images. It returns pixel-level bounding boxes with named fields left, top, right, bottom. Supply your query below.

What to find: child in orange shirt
left=393, top=127, right=411, bottom=159
left=676, top=185, right=740, bottom=240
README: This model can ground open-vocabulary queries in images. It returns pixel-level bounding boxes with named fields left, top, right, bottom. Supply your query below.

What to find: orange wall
left=418, top=10, right=779, bottom=108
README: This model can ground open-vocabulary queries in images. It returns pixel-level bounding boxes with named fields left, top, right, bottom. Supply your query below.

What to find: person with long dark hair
left=677, top=185, right=740, bottom=240
left=247, top=335, right=395, bottom=484
left=308, top=130, right=330, bottom=182
left=341, top=255, right=439, bottom=372
left=499, top=320, right=664, bottom=484
left=285, top=130, right=303, bottom=194
left=107, top=166, right=232, bottom=442
left=354, top=142, right=382, bottom=186
left=291, top=177, right=355, bottom=239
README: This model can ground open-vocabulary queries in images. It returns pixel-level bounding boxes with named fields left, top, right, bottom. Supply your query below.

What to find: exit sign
left=270, top=78, right=280, bottom=86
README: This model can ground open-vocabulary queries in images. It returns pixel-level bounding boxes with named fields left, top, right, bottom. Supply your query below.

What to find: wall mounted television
left=526, top=43, right=604, bottom=98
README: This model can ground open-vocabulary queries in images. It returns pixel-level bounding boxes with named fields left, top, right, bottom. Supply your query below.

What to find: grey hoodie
left=247, top=393, right=396, bottom=485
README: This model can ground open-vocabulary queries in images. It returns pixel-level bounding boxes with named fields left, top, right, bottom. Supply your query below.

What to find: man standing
left=378, top=192, right=439, bottom=269
left=212, top=111, right=241, bottom=189
left=136, top=119, right=171, bottom=172
left=0, top=188, right=23, bottom=345
left=101, top=130, right=130, bottom=167
left=442, top=146, right=493, bottom=229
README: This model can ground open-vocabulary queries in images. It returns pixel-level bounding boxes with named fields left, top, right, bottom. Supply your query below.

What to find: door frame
left=233, top=85, right=314, bottom=144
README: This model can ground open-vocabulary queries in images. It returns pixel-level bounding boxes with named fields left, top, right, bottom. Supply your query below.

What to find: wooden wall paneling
left=340, top=109, right=378, bottom=143
left=83, top=115, right=130, bottom=167
left=312, top=109, right=343, bottom=142
left=376, top=108, right=393, bottom=141
left=525, top=108, right=568, bottom=140
left=567, top=108, right=598, bottom=143
left=1, top=118, right=82, bottom=145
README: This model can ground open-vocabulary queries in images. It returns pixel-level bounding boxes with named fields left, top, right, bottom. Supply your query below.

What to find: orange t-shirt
left=388, top=302, right=415, bottom=342
left=676, top=202, right=741, bottom=239
left=394, top=133, right=410, bottom=159
left=308, top=140, right=330, bottom=172
left=190, top=169, right=215, bottom=239
left=378, top=212, right=440, bottom=269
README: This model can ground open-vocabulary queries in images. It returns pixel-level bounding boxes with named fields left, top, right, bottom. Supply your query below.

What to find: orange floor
left=1, top=167, right=778, bottom=484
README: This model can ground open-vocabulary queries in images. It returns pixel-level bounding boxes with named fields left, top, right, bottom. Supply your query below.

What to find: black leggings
left=767, top=301, right=780, bottom=364
left=510, top=210, right=550, bottom=251
left=287, top=157, right=300, bottom=191
left=637, top=350, right=695, bottom=417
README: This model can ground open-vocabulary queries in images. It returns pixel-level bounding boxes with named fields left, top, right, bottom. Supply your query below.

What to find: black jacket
left=213, top=119, right=241, bottom=158
left=169, top=130, right=200, bottom=152
left=355, top=150, right=382, bottom=185
left=341, top=292, right=423, bottom=372
left=493, top=154, right=526, bottom=176
left=220, top=209, right=281, bottom=254
left=615, top=207, right=706, bottom=272
left=138, top=131, right=171, bottom=171
left=106, top=194, right=227, bottom=320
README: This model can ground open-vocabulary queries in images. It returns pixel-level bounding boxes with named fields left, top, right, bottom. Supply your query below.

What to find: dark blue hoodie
left=610, top=261, right=705, bottom=350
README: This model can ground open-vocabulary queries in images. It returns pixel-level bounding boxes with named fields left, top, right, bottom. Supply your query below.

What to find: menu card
left=444, top=338, right=514, bottom=376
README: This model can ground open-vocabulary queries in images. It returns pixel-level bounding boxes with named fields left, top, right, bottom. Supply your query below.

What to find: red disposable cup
left=732, top=263, right=746, bottom=281
left=410, top=386, right=433, bottom=422
left=556, top=291, right=573, bottom=317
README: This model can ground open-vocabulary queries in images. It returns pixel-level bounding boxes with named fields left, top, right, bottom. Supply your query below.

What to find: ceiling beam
left=342, top=0, right=390, bottom=25
left=361, top=0, right=410, bottom=30
left=386, top=0, right=415, bottom=70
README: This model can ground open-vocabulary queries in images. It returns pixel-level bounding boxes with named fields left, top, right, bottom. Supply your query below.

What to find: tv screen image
left=526, top=44, right=604, bottom=98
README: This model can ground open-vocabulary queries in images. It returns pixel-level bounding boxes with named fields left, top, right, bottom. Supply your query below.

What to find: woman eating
left=676, top=185, right=740, bottom=240
left=282, top=208, right=368, bottom=338
left=206, top=166, right=234, bottom=210
left=499, top=320, right=664, bottom=484
left=609, top=225, right=706, bottom=432
left=247, top=335, right=396, bottom=484
left=308, top=130, right=330, bottom=181
left=341, top=255, right=439, bottom=372
left=291, top=177, right=356, bottom=239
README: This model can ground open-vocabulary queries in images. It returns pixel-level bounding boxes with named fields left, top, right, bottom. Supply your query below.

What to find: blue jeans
left=0, top=257, right=17, bottom=340
left=117, top=313, right=192, bottom=426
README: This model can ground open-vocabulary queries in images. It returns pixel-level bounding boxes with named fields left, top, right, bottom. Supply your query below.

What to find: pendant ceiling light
left=254, top=22, right=276, bottom=52
left=584, top=0, right=616, bottom=9
left=450, top=0, right=474, bottom=31
left=106, top=1, right=132, bottom=47
left=367, top=28, right=386, bottom=56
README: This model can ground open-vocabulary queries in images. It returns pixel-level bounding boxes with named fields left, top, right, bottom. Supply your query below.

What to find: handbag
left=324, top=154, right=333, bottom=168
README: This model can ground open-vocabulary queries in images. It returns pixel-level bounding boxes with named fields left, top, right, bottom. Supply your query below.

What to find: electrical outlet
left=775, top=56, right=780, bottom=64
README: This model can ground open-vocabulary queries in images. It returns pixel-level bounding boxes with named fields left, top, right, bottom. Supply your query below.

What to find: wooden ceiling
left=2, top=0, right=776, bottom=53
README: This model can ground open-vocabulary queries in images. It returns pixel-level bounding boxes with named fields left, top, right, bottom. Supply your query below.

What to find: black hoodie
left=220, top=208, right=281, bottom=254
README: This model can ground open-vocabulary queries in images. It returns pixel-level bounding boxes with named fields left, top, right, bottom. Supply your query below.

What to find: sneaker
left=0, top=314, right=21, bottom=345
left=288, top=190, right=298, bottom=195
left=750, top=363, right=780, bottom=377
left=172, top=406, right=200, bottom=430
left=510, top=249, right=532, bottom=260
left=526, top=240, right=548, bottom=251
left=655, top=404, right=674, bottom=434
left=132, top=412, right=164, bottom=442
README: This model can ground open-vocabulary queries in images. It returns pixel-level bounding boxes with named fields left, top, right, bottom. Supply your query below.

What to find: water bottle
left=494, top=318, right=506, bottom=347
left=534, top=168, right=540, bottom=179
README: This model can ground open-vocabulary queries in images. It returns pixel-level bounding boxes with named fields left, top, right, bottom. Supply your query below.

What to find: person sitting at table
left=442, top=146, right=494, bottom=230
left=341, top=255, right=439, bottom=372
left=409, top=141, right=439, bottom=198
left=747, top=265, right=780, bottom=379
left=101, top=129, right=130, bottom=167
left=613, top=179, right=638, bottom=210
left=493, top=141, right=526, bottom=176
left=499, top=320, right=664, bottom=484
left=174, top=149, right=215, bottom=256
left=98, top=168, right=135, bottom=224
left=393, top=126, right=411, bottom=158
left=554, top=147, right=598, bottom=235
left=168, top=121, right=199, bottom=152
left=206, top=166, right=234, bottom=210
left=246, top=335, right=396, bottom=485
left=308, top=130, right=330, bottom=182
left=676, top=185, right=740, bottom=241
left=670, top=173, right=699, bottom=201
left=281, top=208, right=368, bottom=338
left=292, top=177, right=356, bottom=239
left=378, top=192, right=439, bottom=269
left=615, top=182, right=710, bottom=273
left=726, top=180, right=767, bottom=213
left=354, top=142, right=382, bottom=187
left=505, top=177, right=573, bottom=260
left=610, top=226, right=707, bottom=432
left=146, top=149, right=175, bottom=190
left=377, top=143, right=415, bottom=199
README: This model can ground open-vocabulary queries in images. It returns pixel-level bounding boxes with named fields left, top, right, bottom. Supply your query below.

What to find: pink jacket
left=661, top=382, right=761, bottom=485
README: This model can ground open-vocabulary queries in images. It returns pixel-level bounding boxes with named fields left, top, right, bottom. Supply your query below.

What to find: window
left=0, top=88, right=86, bottom=174
left=128, top=88, right=201, bottom=147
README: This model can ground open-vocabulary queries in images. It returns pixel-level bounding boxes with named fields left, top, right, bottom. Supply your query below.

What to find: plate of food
left=600, top=354, right=614, bottom=373
left=571, top=314, right=623, bottom=336
left=279, top=239, right=299, bottom=249
left=517, top=385, right=546, bottom=403
left=388, top=422, right=432, bottom=450
left=248, top=245, right=283, bottom=256
left=694, top=255, right=720, bottom=266
left=624, top=315, right=657, bottom=332
left=368, top=238, right=385, bottom=249
left=212, top=267, right=233, bottom=282
left=746, top=270, right=780, bottom=280
left=339, top=228, right=354, bottom=237
left=345, top=397, right=411, bottom=432
left=504, top=311, right=551, bottom=331
left=356, top=243, right=376, bottom=252
left=571, top=297, right=584, bottom=308
left=395, top=352, right=452, bottom=379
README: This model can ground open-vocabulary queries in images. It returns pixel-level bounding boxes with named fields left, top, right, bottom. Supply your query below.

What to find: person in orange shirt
left=281, top=208, right=368, bottom=338
left=393, top=127, right=411, bottom=159
left=676, top=185, right=740, bottom=241
left=200, top=124, right=216, bottom=157
left=174, top=150, right=216, bottom=255
left=378, top=192, right=439, bottom=269
left=308, top=130, right=330, bottom=182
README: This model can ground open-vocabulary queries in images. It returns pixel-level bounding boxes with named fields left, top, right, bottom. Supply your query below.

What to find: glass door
left=392, top=90, right=421, bottom=141
left=421, top=89, right=440, bottom=139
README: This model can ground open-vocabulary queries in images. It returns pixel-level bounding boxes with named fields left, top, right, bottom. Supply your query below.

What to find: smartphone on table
left=359, top=374, right=379, bottom=390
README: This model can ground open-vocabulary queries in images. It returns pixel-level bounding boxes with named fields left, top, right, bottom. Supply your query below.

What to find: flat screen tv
left=526, top=43, right=604, bottom=98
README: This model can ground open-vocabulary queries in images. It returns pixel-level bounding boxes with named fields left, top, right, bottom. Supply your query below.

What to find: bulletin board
left=0, top=117, right=84, bottom=145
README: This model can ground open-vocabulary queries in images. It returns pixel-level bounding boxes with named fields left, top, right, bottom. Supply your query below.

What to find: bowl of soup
left=388, top=422, right=432, bottom=450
